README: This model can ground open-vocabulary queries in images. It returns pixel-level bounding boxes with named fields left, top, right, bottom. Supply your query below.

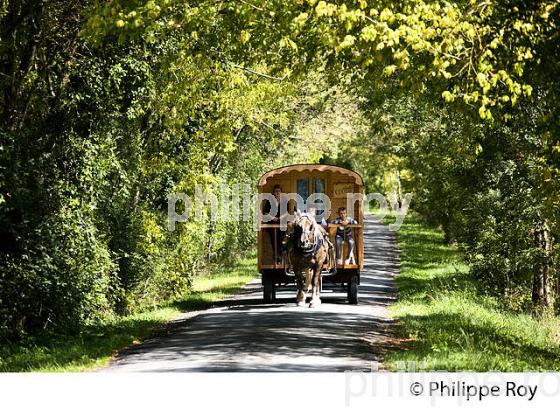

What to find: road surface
left=105, top=215, right=400, bottom=372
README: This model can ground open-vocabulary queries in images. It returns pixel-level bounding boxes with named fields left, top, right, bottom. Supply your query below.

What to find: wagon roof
left=258, top=164, right=364, bottom=187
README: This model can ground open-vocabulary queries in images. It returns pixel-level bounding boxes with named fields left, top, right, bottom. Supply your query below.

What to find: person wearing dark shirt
left=263, top=184, right=285, bottom=263
left=330, top=207, right=358, bottom=264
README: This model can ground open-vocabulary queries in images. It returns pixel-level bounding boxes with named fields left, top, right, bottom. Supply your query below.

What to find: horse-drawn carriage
left=257, top=164, right=364, bottom=306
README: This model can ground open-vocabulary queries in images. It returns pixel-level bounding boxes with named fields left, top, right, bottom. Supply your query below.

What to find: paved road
left=105, top=216, right=400, bottom=372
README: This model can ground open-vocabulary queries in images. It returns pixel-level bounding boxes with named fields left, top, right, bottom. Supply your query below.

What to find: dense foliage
left=0, top=0, right=322, bottom=338
left=1, top=0, right=559, bottom=341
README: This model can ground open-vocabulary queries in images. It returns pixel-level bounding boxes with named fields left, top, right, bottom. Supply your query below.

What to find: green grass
left=0, top=254, right=258, bottom=372
left=384, top=213, right=560, bottom=371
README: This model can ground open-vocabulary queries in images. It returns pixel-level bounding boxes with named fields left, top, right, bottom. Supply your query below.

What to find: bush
left=0, top=204, right=117, bottom=338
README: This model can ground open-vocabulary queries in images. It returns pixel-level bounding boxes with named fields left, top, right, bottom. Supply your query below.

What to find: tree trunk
left=532, top=220, right=556, bottom=315
left=395, top=169, right=403, bottom=209
left=1, top=0, right=45, bottom=129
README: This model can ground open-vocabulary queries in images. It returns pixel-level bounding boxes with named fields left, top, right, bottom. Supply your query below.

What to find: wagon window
left=312, top=177, right=325, bottom=194
left=310, top=177, right=327, bottom=219
left=296, top=178, right=309, bottom=201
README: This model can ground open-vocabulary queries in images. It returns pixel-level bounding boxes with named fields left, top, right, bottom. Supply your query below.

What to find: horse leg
left=309, top=264, right=322, bottom=308
left=295, top=272, right=306, bottom=307
left=305, top=268, right=311, bottom=291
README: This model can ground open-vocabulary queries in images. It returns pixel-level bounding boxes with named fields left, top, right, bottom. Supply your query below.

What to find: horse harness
left=283, top=214, right=336, bottom=275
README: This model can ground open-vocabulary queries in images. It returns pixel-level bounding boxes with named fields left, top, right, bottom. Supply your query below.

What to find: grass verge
left=0, top=254, right=258, bottom=372
left=384, top=213, right=560, bottom=371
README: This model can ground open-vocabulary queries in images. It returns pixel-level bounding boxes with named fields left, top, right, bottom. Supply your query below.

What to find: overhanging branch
left=231, top=64, right=286, bottom=81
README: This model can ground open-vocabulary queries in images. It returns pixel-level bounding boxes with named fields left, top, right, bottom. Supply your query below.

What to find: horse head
left=293, top=210, right=319, bottom=251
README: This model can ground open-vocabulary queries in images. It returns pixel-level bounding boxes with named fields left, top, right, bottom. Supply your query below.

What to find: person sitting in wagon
left=307, top=206, right=328, bottom=230
left=330, top=206, right=358, bottom=265
left=262, top=184, right=286, bottom=264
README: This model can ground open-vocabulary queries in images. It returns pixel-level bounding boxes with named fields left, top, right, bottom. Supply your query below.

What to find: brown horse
left=285, top=211, right=331, bottom=307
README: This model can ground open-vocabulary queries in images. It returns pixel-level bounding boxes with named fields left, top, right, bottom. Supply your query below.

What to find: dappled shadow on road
left=112, top=306, right=397, bottom=372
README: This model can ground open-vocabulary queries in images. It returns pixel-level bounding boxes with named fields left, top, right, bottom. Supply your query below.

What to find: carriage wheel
left=263, top=276, right=275, bottom=304
left=347, top=275, right=358, bottom=305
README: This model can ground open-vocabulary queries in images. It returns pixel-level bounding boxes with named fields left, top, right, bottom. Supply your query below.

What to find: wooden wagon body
left=257, top=164, right=365, bottom=303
